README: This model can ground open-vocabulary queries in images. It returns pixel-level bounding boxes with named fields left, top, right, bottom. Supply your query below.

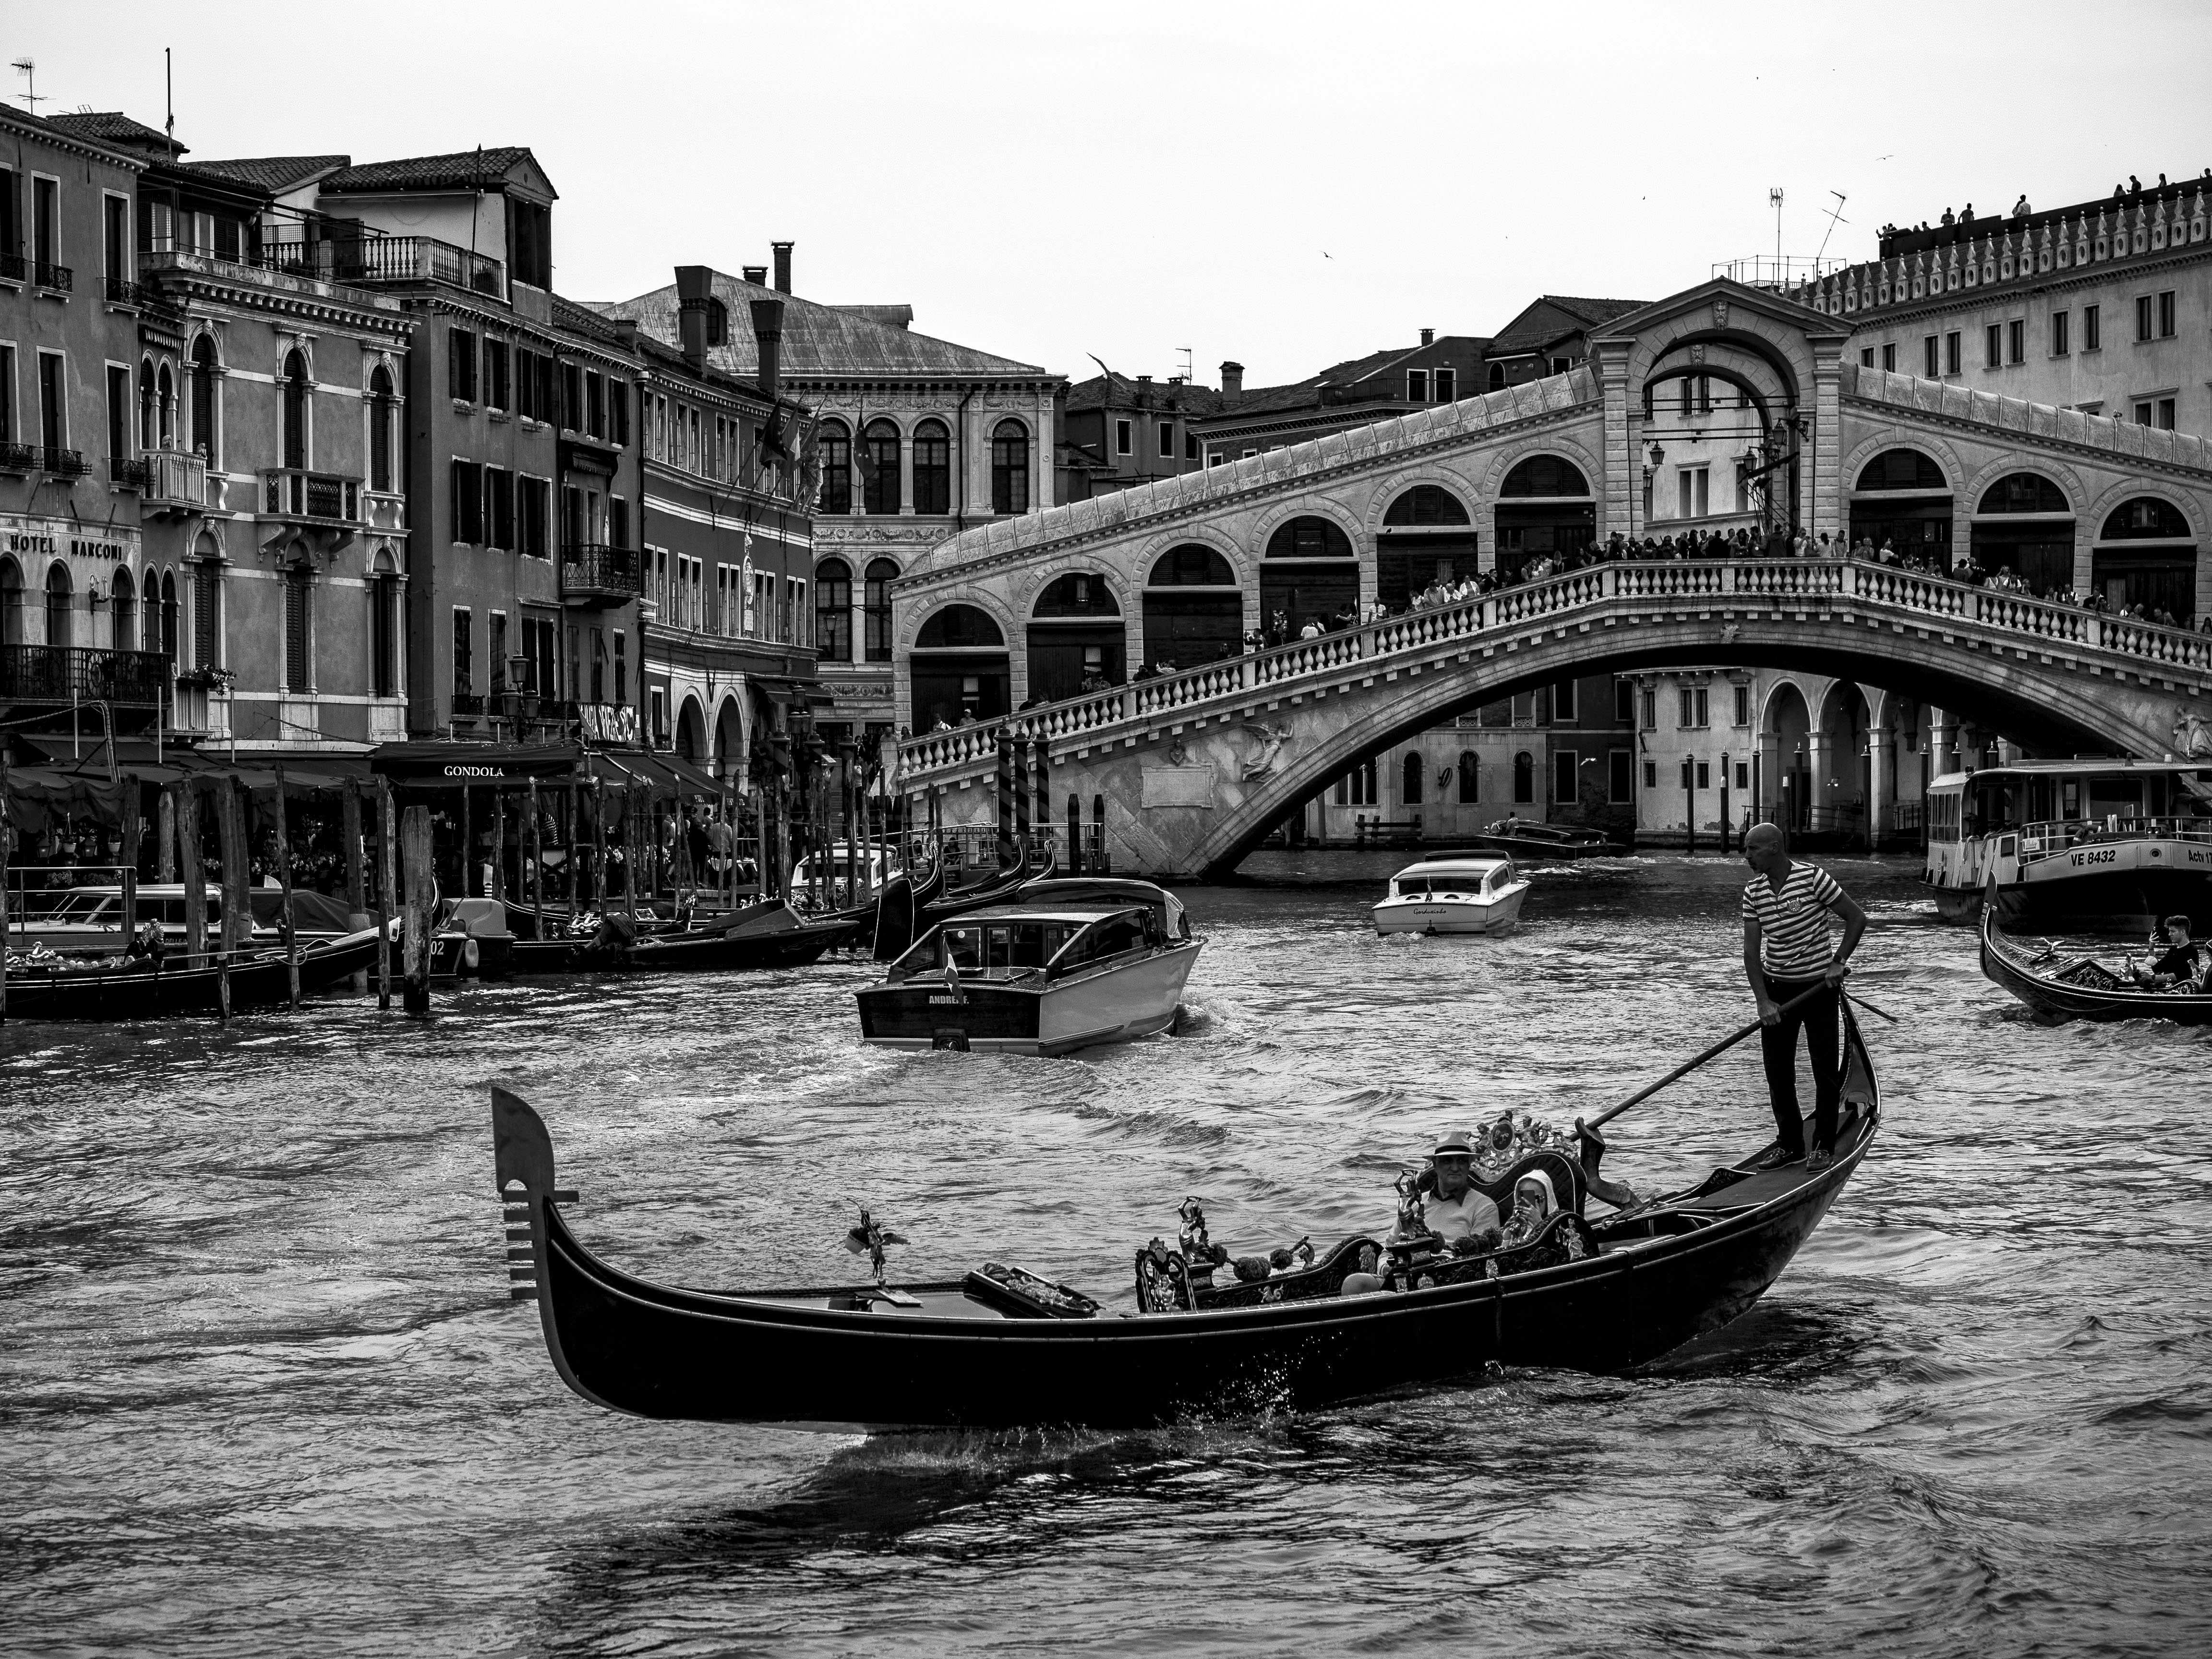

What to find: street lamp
left=1642, top=440, right=1666, bottom=531
left=1684, top=749, right=1697, bottom=856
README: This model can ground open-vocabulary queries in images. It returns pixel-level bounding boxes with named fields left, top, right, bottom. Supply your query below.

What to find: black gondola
left=2, top=926, right=388, bottom=1021
left=507, top=900, right=854, bottom=974
left=1978, top=906, right=2212, bottom=1024
left=490, top=1007, right=1878, bottom=1429
left=1468, top=821, right=1626, bottom=860
left=870, top=855, right=946, bottom=962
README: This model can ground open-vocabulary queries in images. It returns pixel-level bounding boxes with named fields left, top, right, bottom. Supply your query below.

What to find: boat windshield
left=49, top=892, right=118, bottom=921
left=903, top=920, right=1078, bottom=978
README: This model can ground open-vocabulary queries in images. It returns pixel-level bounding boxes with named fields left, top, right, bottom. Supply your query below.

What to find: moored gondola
left=1978, top=905, right=2212, bottom=1024
left=490, top=1005, right=1879, bottom=1429
left=3, top=924, right=389, bottom=1021
left=507, top=899, right=854, bottom=974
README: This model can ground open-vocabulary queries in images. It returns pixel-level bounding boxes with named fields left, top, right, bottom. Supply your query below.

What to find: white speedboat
left=1372, top=854, right=1529, bottom=936
left=856, top=879, right=1200, bottom=1056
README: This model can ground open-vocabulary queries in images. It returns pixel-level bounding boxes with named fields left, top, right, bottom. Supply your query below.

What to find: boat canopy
left=887, top=906, right=1160, bottom=981
left=998, top=878, right=1189, bottom=940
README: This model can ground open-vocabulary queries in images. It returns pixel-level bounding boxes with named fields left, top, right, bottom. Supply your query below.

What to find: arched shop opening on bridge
left=1026, top=572, right=1123, bottom=703
left=2093, top=497, right=2197, bottom=622
left=1851, top=448, right=1953, bottom=565
left=1378, top=486, right=1478, bottom=611
left=912, top=604, right=1010, bottom=728
left=1142, top=544, right=1243, bottom=672
left=1493, top=456, right=1594, bottom=580
left=1971, top=472, right=2075, bottom=593
left=1763, top=682, right=1815, bottom=833
left=1260, top=517, right=1357, bottom=638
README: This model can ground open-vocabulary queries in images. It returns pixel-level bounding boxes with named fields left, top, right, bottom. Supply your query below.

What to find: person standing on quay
left=1741, top=823, right=1866, bottom=1171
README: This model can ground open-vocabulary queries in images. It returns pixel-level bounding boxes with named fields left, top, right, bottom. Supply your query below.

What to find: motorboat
left=2, top=922, right=392, bottom=1021
left=507, top=897, right=853, bottom=974
left=1978, top=905, right=2212, bottom=1024
left=1469, top=818, right=1626, bottom=859
left=790, top=843, right=903, bottom=910
left=1921, top=759, right=2212, bottom=929
left=855, top=878, right=1199, bottom=1056
left=8, top=883, right=234, bottom=955
left=486, top=1001, right=1878, bottom=1427
left=1372, top=854, right=1529, bottom=935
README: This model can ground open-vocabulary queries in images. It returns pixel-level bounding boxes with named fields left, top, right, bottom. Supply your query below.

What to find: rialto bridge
left=885, top=279, right=2212, bottom=876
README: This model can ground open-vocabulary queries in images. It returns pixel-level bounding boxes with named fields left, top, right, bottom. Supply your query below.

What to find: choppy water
left=4, top=854, right=2209, bottom=1658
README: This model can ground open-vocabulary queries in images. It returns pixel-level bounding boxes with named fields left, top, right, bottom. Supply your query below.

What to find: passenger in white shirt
left=1420, top=1128, right=1503, bottom=1248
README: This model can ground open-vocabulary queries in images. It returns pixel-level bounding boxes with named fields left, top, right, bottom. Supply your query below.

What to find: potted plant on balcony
left=177, top=664, right=238, bottom=690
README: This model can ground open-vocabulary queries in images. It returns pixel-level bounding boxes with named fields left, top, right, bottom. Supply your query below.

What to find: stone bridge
left=887, top=276, right=2212, bottom=875
left=900, top=557, right=2212, bottom=876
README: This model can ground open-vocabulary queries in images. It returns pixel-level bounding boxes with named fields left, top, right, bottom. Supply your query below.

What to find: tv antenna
left=1177, top=347, right=1193, bottom=385
left=1769, top=187, right=1784, bottom=266
left=12, top=58, right=44, bottom=113
left=1815, top=191, right=1849, bottom=265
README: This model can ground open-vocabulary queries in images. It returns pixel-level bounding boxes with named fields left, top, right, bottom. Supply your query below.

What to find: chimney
left=675, top=265, right=714, bottom=370
left=771, top=240, right=793, bottom=294
left=741, top=264, right=768, bottom=286
left=1419, top=327, right=1434, bottom=347
left=1219, top=361, right=1244, bottom=404
left=751, top=298, right=785, bottom=401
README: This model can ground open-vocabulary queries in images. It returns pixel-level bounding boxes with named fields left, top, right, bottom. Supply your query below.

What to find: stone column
left=1757, top=729, right=1782, bottom=824
left=1929, top=708, right=1957, bottom=777
left=1595, top=339, right=1635, bottom=540
left=898, top=423, right=914, bottom=517
left=1808, top=732, right=1836, bottom=831
left=1807, top=339, right=1846, bottom=540
left=1868, top=723, right=1892, bottom=851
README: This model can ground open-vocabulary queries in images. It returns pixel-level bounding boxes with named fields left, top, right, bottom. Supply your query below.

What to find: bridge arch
left=1485, top=448, right=1598, bottom=577
left=1841, top=428, right=1967, bottom=496
left=1025, top=568, right=1127, bottom=702
left=1375, top=480, right=1480, bottom=611
left=908, top=600, right=1013, bottom=728
left=1256, top=511, right=1360, bottom=637
left=674, top=693, right=708, bottom=764
left=1969, top=467, right=2080, bottom=592
left=1848, top=444, right=1957, bottom=561
left=2084, top=489, right=2202, bottom=621
left=1141, top=541, right=1246, bottom=672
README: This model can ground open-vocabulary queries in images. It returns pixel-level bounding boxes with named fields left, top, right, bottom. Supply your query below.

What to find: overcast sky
left=15, top=0, right=2211, bottom=390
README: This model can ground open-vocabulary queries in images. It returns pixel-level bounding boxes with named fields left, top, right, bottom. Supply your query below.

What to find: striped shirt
left=1742, top=861, right=1846, bottom=978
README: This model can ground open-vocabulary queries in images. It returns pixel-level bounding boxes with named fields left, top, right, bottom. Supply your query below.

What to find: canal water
left=4, top=855, right=2208, bottom=1657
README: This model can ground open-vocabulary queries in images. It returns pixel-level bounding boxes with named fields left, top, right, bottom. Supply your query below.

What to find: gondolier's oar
left=1579, top=979, right=1839, bottom=1136
left=1844, top=990, right=1899, bottom=1024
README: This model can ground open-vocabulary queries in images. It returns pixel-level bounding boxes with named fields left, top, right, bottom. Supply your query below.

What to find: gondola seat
left=1393, top=1212, right=1598, bottom=1288
left=1191, top=1236, right=1382, bottom=1310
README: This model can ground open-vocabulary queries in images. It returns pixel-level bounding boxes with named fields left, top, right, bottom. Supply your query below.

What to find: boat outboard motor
left=872, top=874, right=916, bottom=962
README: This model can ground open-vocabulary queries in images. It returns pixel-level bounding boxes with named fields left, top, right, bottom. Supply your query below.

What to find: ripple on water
left=2, top=852, right=2209, bottom=1657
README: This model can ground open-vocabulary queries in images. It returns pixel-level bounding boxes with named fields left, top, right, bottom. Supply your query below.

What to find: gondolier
left=1741, top=823, right=1866, bottom=1172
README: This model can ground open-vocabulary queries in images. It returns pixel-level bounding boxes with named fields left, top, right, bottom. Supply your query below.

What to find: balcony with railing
left=0, top=251, right=21, bottom=282
left=105, top=276, right=144, bottom=307
left=254, top=236, right=505, bottom=299
left=561, top=542, right=643, bottom=607
left=143, top=449, right=209, bottom=516
left=110, top=457, right=152, bottom=490
left=0, top=645, right=171, bottom=707
left=263, top=468, right=361, bottom=526
left=34, top=260, right=72, bottom=291
left=0, top=443, right=89, bottom=477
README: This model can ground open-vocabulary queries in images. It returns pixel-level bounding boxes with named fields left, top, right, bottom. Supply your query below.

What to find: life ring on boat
left=462, top=937, right=481, bottom=972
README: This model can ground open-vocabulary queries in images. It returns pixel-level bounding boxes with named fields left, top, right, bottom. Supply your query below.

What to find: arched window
left=913, top=418, right=950, bottom=515
left=1499, top=456, right=1590, bottom=497
left=1265, top=517, right=1354, bottom=559
left=1456, top=751, right=1479, bottom=804
left=1148, top=545, right=1236, bottom=586
left=915, top=604, right=1005, bottom=649
left=281, top=350, right=309, bottom=470
left=814, top=557, right=853, bottom=662
left=1977, top=472, right=2069, bottom=514
left=816, top=419, right=852, bottom=515
left=370, top=554, right=399, bottom=697
left=863, top=557, right=897, bottom=662
left=190, top=336, right=219, bottom=462
left=1855, top=448, right=1947, bottom=492
left=112, top=568, right=136, bottom=654
left=139, top=357, right=157, bottom=451
left=0, top=557, right=23, bottom=647
left=991, top=419, right=1029, bottom=515
left=1383, top=485, right=1471, bottom=526
left=368, top=365, right=395, bottom=493
left=1487, top=363, right=1505, bottom=391
left=861, top=418, right=901, bottom=515
left=2101, top=498, right=2191, bottom=540
left=1402, top=752, right=1424, bottom=805
left=156, top=362, right=176, bottom=451
left=1512, top=750, right=1534, bottom=804
left=1032, top=572, right=1119, bottom=616
left=160, top=570, right=180, bottom=660
left=45, top=563, right=72, bottom=649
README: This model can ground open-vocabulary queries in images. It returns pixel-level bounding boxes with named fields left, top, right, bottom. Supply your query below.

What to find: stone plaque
left=1141, top=764, right=1217, bottom=808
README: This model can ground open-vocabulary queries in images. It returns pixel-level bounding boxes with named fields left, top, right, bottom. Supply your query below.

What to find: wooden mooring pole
left=401, top=803, right=433, bottom=1016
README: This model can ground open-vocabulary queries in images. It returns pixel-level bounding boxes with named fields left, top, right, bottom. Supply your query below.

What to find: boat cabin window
left=1051, top=911, right=1154, bottom=970
left=903, top=920, right=1075, bottom=978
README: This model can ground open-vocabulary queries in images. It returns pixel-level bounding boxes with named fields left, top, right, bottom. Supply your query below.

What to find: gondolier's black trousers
left=1759, top=975, right=1840, bottom=1155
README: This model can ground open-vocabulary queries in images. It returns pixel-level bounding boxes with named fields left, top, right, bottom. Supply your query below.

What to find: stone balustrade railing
left=897, top=559, right=2212, bottom=786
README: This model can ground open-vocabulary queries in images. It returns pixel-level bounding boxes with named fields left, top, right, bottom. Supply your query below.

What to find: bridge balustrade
left=897, top=557, right=2212, bottom=786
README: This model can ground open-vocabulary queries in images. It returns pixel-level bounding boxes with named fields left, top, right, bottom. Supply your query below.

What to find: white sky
left=15, top=0, right=2212, bottom=390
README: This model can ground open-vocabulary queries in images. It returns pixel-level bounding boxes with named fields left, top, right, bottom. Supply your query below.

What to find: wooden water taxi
left=856, top=879, right=1199, bottom=1055
left=1372, top=854, right=1529, bottom=935
left=1469, top=818, right=1626, bottom=860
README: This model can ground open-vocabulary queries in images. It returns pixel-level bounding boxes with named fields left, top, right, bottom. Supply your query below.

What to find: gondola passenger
left=1339, top=1130, right=1502, bottom=1296
left=2131, top=915, right=2209, bottom=991
left=1501, top=1171, right=1557, bottom=1246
